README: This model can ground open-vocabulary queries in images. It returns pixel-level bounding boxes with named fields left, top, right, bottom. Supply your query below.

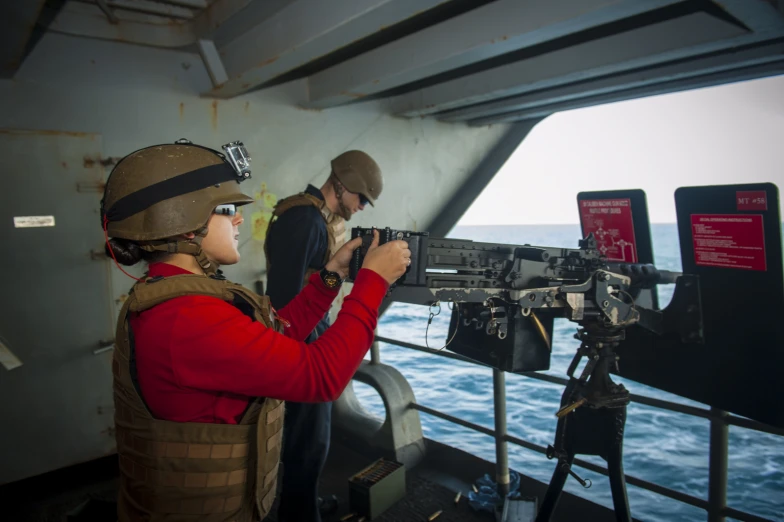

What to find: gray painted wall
left=0, top=32, right=510, bottom=329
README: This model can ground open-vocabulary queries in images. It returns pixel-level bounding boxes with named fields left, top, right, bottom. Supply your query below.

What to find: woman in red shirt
left=101, top=139, right=409, bottom=522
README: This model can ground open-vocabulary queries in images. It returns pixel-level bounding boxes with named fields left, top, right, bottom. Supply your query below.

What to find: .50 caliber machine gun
left=347, top=183, right=784, bottom=522
left=349, top=227, right=702, bottom=521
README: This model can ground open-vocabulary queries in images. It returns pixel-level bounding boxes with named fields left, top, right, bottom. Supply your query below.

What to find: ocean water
left=353, top=224, right=784, bottom=522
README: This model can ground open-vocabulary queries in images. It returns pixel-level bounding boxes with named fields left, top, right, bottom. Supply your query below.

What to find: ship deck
left=2, top=436, right=636, bottom=522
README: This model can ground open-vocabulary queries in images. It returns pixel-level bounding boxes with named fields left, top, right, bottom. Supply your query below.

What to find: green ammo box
left=348, top=458, right=406, bottom=519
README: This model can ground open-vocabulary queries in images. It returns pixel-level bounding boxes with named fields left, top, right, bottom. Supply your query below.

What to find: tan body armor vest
left=112, top=273, right=285, bottom=522
left=264, top=192, right=347, bottom=288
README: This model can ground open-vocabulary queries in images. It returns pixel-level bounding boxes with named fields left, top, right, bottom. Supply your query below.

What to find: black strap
left=104, top=163, right=239, bottom=222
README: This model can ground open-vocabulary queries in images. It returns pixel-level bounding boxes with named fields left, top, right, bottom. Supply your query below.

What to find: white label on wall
left=14, top=216, right=55, bottom=228
left=0, top=339, right=22, bottom=371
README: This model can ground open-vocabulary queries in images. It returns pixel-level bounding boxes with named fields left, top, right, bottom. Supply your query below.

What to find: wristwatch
left=320, top=267, right=344, bottom=289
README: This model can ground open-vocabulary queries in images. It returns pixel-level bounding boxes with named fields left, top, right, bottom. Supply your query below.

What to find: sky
left=458, top=74, right=784, bottom=225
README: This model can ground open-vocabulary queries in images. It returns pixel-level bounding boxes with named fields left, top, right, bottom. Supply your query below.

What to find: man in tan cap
left=263, top=150, right=383, bottom=522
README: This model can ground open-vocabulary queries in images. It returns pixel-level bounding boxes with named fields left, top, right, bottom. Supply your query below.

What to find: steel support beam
left=198, top=39, right=229, bottom=87
left=166, top=0, right=208, bottom=9
left=711, top=0, right=784, bottom=32
left=1, top=0, right=46, bottom=78
left=468, top=58, right=784, bottom=125
left=305, top=0, right=688, bottom=108
left=103, top=0, right=196, bottom=20
left=424, top=121, right=540, bottom=237
left=206, top=0, right=449, bottom=99
left=46, top=0, right=251, bottom=48
left=96, top=0, right=119, bottom=24
left=439, top=40, right=784, bottom=122
left=377, top=120, right=538, bottom=318
left=202, top=0, right=287, bottom=48
left=393, top=12, right=748, bottom=117
left=48, top=1, right=194, bottom=47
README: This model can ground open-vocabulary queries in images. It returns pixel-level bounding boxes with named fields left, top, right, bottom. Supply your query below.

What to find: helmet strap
left=191, top=226, right=219, bottom=276
left=139, top=226, right=219, bottom=276
left=330, top=178, right=352, bottom=221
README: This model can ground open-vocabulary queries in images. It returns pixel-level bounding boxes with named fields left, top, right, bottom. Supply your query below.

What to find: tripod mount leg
left=536, top=330, right=632, bottom=522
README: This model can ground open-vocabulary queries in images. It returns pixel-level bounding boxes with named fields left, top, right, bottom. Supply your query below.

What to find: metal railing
left=371, top=335, right=782, bottom=522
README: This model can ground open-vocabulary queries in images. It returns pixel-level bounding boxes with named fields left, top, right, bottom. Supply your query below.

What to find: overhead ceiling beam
left=1, top=0, right=46, bottom=78
left=205, top=0, right=450, bottom=99
left=201, top=0, right=289, bottom=48
left=468, top=58, right=784, bottom=126
left=168, top=0, right=208, bottom=8
left=438, top=40, right=784, bottom=122
left=303, top=0, right=689, bottom=109
left=710, top=0, right=784, bottom=32
left=392, top=11, right=749, bottom=117
left=102, top=0, right=197, bottom=20
left=45, top=0, right=251, bottom=48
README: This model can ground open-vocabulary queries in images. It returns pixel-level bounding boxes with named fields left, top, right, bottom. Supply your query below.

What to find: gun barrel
left=656, top=270, right=682, bottom=285
left=607, top=263, right=682, bottom=287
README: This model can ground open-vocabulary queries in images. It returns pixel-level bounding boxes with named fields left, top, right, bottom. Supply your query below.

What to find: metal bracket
left=198, top=39, right=229, bottom=88
left=662, top=274, right=704, bottom=344
left=96, top=0, right=119, bottom=24
left=93, top=338, right=115, bottom=355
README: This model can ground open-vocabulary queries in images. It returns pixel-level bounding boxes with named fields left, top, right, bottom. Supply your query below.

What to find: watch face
left=324, top=273, right=339, bottom=287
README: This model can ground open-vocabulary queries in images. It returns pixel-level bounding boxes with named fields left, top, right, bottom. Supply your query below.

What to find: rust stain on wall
left=0, top=129, right=95, bottom=138
left=256, top=56, right=279, bottom=68
left=179, top=102, right=185, bottom=122
left=211, top=100, right=219, bottom=131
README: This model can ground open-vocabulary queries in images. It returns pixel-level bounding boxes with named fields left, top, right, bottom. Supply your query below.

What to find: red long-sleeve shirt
left=129, top=262, right=388, bottom=424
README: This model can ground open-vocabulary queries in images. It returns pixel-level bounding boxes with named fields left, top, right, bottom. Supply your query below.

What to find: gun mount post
left=707, top=408, right=729, bottom=522
left=493, top=368, right=510, bottom=497
left=536, top=324, right=632, bottom=522
left=370, top=332, right=381, bottom=365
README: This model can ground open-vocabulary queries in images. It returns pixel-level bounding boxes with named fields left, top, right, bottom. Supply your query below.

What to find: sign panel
left=691, top=214, right=766, bottom=271
left=579, top=198, right=638, bottom=263
left=13, top=216, right=55, bottom=228
left=736, top=190, right=768, bottom=211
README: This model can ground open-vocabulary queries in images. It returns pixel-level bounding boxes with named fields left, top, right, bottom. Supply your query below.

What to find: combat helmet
left=331, top=150, right=383, bottom=206
left=101, top=139, right=254, bottom=274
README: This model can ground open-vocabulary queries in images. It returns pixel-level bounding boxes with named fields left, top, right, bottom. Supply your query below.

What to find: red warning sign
left=736, top=191, right=768, bottom=211
left=579, top=198, right=637, bottom=263
left=691, top=214, right=766, bottom=271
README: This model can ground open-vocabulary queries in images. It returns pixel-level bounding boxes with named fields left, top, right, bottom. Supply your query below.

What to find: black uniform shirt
left=265, top=184, right=330, bottom=342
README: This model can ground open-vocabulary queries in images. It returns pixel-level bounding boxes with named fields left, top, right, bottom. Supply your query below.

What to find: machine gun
left=348, top=226, right=703, bottom=522
left=346, top=183, right=784, bottom=522
left=349, top=226, right=697, bottom=371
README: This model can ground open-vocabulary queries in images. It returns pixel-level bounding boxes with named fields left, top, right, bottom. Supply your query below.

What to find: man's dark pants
left=276, top=400, right=332, bottom=522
